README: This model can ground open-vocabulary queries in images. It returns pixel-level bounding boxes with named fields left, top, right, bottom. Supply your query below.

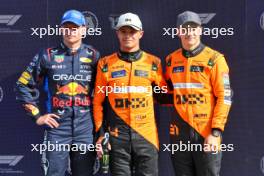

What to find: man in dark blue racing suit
left=15, top=10, right=100, bottom=176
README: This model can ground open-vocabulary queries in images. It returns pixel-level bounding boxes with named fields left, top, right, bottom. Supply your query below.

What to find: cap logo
left=125, top=18, right=132, bottom=22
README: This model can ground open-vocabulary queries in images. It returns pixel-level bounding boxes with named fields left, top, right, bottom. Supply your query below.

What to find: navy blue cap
left=60, top=10, right=86, bottom=26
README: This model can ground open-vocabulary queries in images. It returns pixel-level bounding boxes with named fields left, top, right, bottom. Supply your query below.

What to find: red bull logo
left=53, top=96, right=91, bottom=107
left=56, top=82, right=88, bottom=96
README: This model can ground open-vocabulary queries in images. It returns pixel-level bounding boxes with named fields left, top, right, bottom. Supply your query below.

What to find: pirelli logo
left=176, top=94, right=206, bottom=104
left=115, top=98, right=148, bottom=109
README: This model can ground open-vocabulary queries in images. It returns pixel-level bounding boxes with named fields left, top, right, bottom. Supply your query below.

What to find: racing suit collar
left=60, top=42, right=84, bottom=55
left=182, top=43, right=205, bottom=58
left=117, top=49, right=143, bottom=62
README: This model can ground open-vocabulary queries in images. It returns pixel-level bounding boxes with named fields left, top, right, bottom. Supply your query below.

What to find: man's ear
left=139, top=30, right=144, bottom=39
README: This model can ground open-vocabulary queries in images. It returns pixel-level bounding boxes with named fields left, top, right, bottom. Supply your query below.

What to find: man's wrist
left=211, top=128, right=222, bottom=137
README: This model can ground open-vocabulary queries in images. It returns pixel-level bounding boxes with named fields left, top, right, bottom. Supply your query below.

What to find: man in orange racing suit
left=93, top=12, right=167, bottom=176
left=165, top=11, right=232, bottom=176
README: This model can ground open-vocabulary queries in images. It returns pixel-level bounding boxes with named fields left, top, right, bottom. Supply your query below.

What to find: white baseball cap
left=115, top=12, right=143, bottom=30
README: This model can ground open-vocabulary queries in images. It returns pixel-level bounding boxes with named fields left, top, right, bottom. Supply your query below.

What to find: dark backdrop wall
left=0, top=0, right=264, bottom=175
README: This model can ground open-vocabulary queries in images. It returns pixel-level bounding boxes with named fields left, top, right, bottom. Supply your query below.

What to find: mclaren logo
left=0, top=155, right=23, bottom=166
left=260, top=12, right=264, bottom=31
left=199, top=13, right=216, bottom=24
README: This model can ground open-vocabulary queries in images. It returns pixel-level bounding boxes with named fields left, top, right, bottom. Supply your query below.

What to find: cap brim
left=116, top=24, right=142, bottom=31
left=60, top=18, right=84, bottom=26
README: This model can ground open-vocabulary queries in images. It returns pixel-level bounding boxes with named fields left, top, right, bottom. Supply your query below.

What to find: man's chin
left=64, top=38, right=80, bottom=44
left=186, top=40, right=197, bottom=47
left=122, top=45, right=135, bottom=50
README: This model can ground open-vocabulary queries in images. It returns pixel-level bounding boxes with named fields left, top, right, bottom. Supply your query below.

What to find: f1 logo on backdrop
left=199, top=13, right=216, bottom=24
left=0, top=155, right=24, bottom=174
left=0, top=15, right=21, bottom=26
left=0, top=14, right=22, bottom=33
left=260, top=12, right=264, bottom=31
left=0, top=155, right=23, bottom=166
left=109, top=14, right=120, bottom=29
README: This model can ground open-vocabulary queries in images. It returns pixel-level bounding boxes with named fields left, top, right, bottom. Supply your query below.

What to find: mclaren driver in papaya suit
left=165, top=11, right=232, bottom=176
left=93, top=12, right=167, bottom=176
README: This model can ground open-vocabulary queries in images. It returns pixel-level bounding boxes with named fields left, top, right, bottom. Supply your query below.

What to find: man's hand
left=96, top=136, right=111, bottom=159
left=36, top=114, right=60, bottom=128
left=204, top=134, right=221, bottom=153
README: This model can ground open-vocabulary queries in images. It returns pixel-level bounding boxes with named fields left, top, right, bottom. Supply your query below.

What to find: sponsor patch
left=135, top=115, right=147, bottom=121
left=26, top=66, right=33, bottom=73
left=112, top=65, right=124, bottom=69
left=176, top=94, right=206, bottom=104
left=224, top=96, right=232, bottom=105
left=80, top=57, right=92, bottom=63
left=18, top=77, right=29, bottom=85
left=135, top=70, right=149, bottom=78
left=194, top=113, right=207, bottom=118
left=190, top=66, right=204, bottom=72
left=24, top=104, right=39, bottom=116
left=152, top=63, right=158, bottom=71
left=80, top=65, right=91, bottom=70
left=51, top=65, right=66, bottom=69
left=21, top=71, right=31, bottom=80
left=172, top=66, right=184, bottom=73
left=222, top=73, right=230, bottom=85
left=102, top=64, right=108, bottom=72
left=111, top=70, right=126, bottom=78
left=115, top=98, right=148, bottom=109
left=54, top=55, right=64, bottom=63
left=208, top=59, right=214, bottom=67
left=167, top=59, right=171, bottom=66
left=224, top=89, right=232, bottom=96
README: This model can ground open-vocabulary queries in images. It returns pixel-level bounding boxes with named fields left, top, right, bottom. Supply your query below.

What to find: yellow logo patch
left=80, top=57, right=92, bottom=63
